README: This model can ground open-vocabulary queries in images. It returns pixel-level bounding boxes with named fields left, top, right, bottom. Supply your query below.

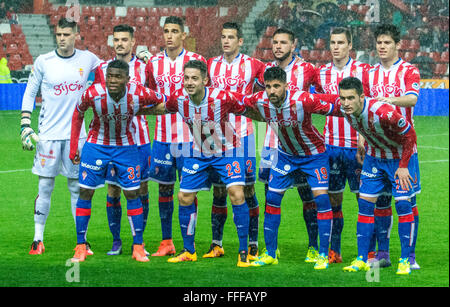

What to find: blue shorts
left=180, top=153, right=245, bottom=192
left=79, top=142, right=140, bottom=190
left=210, top=134, right=256, bottom=186
left=376, top=153, right=422, bottom=199
left=148, top=140, right=192, bottom=185
left=327, top=145, right=362, bottom=193
left=258, top=146, right=275, bottom=183
left=411, top=153, right=421, bottom=195
left=268, top=150, right=330, bottom=193
left=359, top=155, right=417, bottom=201
left=106, top=142, right=152, bottom=185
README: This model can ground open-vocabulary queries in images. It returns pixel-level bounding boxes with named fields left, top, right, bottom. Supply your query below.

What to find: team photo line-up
left=20, top=14, right=421, bottom=275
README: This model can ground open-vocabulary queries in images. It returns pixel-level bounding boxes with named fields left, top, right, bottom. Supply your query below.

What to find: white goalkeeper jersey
left=21, top=49, right=101, bottom=141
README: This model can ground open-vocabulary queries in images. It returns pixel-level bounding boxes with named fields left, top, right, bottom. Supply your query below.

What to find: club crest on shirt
left=79, top=68, right=84, bottom=77
left=41, top=159, right=46, bottom=167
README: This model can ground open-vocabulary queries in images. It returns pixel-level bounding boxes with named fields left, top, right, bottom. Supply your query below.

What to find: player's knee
left=159, top=183, right=174, bottom=195
left=38, top=177, right=55, bottom=198
left=213, top=185, right=227, bottom=198
left=138, top=181, right=148, bottom=196
left=123, top=189, right=139, bottom=200
left=329, top=192, right=343, bottom=206
left=227, top=186, right=245, bottom=205
left=178, top=191, right=195, bottom=206
left=79, top=188, right=95, bottom=200
left=107, top=184, right=122, bottom=198
left=244, top=184, right=255, bottom=198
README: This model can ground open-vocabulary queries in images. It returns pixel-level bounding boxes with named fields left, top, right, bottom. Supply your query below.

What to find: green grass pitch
left=0, top=110, right=448, bottom=287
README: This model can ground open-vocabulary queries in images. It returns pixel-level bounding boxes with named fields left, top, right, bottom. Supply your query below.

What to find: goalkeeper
left=21, top=17, right=101, bottom=255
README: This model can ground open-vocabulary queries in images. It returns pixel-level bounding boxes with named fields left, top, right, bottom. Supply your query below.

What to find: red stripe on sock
left=159, top=196, right=173, bottom=203
left=76, top=208, right=91, bottom=216
left=398, top=213, right=414, bottom=223
left=127, top=208, right=143, bottom=216
left=212, top=205, right=227, bottom=215
left=358, top=214, right=374, bottom=223
left=249, top=207, right=259, bottom=217
left=106, top=202, right=121, bottom=208
left=265, top=204, right=281, bottom=215
left=303, top=201, right=317, bottom=211
left=412, top=206, right=419, bottom=217
left=374, top=207, right=392, bottom=217
left=317, top=211, right=333, bottom=220
left=332, top=210, right=343, bottom=219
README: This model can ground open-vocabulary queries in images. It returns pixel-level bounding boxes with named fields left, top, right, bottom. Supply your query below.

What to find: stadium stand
left=0, top=0, right=448, bottom=78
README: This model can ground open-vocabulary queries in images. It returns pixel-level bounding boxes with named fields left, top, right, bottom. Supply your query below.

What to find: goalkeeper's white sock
left=33, top=177, right=55, bottom=242
left=67, top=178, right=79, bottom=223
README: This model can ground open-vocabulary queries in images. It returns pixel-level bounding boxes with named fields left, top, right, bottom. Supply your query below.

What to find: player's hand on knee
left=20, top=116, right=39, bottom=151
left=394, top=168, right=413, bottom=191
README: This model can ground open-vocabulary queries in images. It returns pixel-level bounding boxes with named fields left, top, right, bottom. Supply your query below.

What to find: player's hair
left=107, top=59, right=130, bottom=76
left=164, top=15, right=185, bottom=32
left=57, top=17, right=78, bottom=32
left=222, top=22, right=243, bottom=39
left=374, top=24, right=401, bottom=44
left=330, top=27, right=352, bottom=44
left=184, top=60, right=207, bottom=78
left=273, top=28, right=295, bottom=42
left=113, top=24, right=134, bottom=37
left=263, top=66, right=287, bottom=83
left=339, top=77, right=363, bottom=96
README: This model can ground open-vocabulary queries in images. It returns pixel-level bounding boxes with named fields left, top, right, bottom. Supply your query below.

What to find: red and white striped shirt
left=263, top=57, right=317, bottom=148
left=316, top=57, right=372, bottom=148
left=93, top=56, right=151, bottom=145
left=70, top=82, right=165, bottom=158
left=146, top=49, right=207, bottom=143
left=244, top=90, right=339, bottom=156
left=165, top=87, right=246, bottom=154
left=341, top=98, right=417, bottom=167
left=363, top=58, right=420, bottom=124
left=208, top=53, right=265, bottom=138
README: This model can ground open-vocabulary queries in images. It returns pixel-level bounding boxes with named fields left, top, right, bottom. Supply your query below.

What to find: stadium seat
left=253, top=48, right=264, bottom=59
left=172, top=7, right=183, bottom=17
left=309, top=50, right=322, bottom=61
left=262, top=49, right=273, bottom=61
left=429, top=52, right=441, bottom=63
left=87, top=16, right=97, bottom=26
left=433, top=63, right=448, bottom=76
left=135, top=16, right=146, bottom=27
left=257, top=37, right=272, bottom=49
left=10, top=24, right=22, bottom=35
left=321, top=50, right=332, bottom=62
left=135, top=7, right=148, bottom=18
left=441, top=51, right=449, bottom=63
left=314, top=38, right=326, bottom=50
left=399, top=39, right=410, bottom=50
left=300, top=50, right=310, bottom=61
left=160, top=7, right=171, bottom=16
left=6, top=43, right=18, bottom=54
left=148, top=7, right=160, bottom=17
left=403, top=51, right=416, bottom=62
left=409, top=39, right=420, bottom=51
left=264, top=26, right=277, bottom=38
left=82, top=6, right=93, bottom=17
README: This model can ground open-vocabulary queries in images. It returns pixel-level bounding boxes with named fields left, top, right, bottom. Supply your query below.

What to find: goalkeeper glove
left=137, top=50, right=152, bottom=63
left=20, top=116, right=39, bottom=150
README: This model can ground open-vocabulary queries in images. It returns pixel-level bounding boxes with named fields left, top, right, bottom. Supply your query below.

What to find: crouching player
left=338, top=77, right=418, bottom=275
left=242, top=66, right=342, bottom=270
left=69, top=60, right=166, bottom=263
